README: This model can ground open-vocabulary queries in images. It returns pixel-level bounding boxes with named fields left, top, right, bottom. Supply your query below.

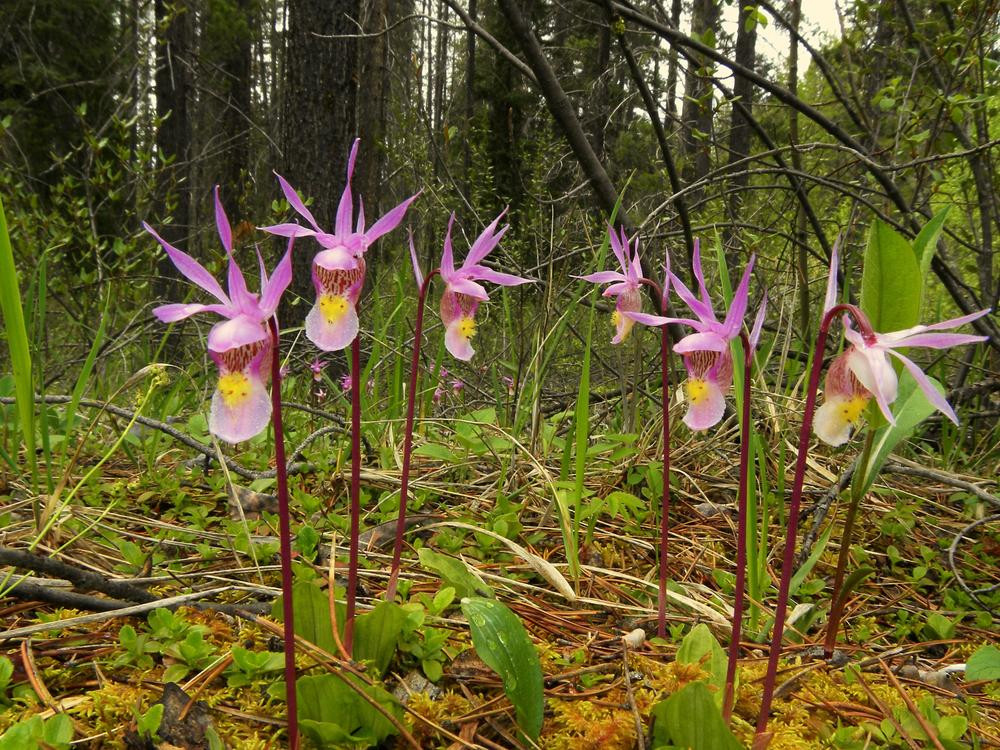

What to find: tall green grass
left=0, top=196, right=39, bottom=522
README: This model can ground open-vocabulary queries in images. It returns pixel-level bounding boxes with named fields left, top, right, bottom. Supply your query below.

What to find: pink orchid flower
left=813, top=244, right=989, bottom=444
left=147, top=187, right=293, bottom=443
left=309, top=358, right=326, bottom=381
left=262, top=139, right=418, bottom=351
left=436, top=211, right=532, bottom=360
left=664, top=240, right=765, bottom=431
left=578, top=226, right=671, bottom=344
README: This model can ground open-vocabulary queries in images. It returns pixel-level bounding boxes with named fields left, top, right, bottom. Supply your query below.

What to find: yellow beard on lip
left=685, top=378, right=710, bottom=405
left=611, top=310, right=634, bottom=342
left=218, top=372, right=252, bottom=407
left=457, top=315, right=476, bottom=339
left=318, top=294, right=350, bottom=324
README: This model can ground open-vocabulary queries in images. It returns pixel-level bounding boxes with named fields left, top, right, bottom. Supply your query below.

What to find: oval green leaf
left=461, top=597, right=543, bottom=741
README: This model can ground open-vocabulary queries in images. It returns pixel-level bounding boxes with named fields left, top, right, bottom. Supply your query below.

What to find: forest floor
left=1, top=431, right=998, bottom=749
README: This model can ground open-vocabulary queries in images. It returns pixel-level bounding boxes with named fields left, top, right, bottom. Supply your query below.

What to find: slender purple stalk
left=755, top=303, right=874, bottom=741
left=637, top=276, right=673, bottom=640
left=386, top=269, right=440, bottom=601
left=656, top=296, right=672, bottom=639
left=268, top=317, right=298, bottom=750
left=344, top=335, right=362, bottom=654
left=723, top=331, right=754, bottom=721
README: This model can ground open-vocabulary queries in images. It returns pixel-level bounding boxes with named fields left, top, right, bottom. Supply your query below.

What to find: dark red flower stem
left=344, top=335, right=362, bottom=654
left=386, top=268, right=440, bottom=602
left=755, top=302, right=871, bottom=740
left=638, top=277, right=672, bottom=640
left=723, top=330, right=754, bottom=722
left=268, top=316, right=298, bottom=750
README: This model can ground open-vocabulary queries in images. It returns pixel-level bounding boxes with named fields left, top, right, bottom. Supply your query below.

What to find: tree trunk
left=154, top=0, right=193, bottom=298
left=281, top=0, right=360, bottom=307
left=724, top=1, right=757, bottom=262
left=679, top=0, right=720, bottom=199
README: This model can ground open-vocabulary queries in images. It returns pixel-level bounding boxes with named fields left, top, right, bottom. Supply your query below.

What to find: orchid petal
left=823, top=235, right=840, bottom=314
left=335, top=168, right=354, bottom=237
left=674, top=331, right=730, bottom=354
left=577, top=270, right=627, bottom=285
left=441, top=213, right=457, bottom=277
left=209, top=371, right=271, bottom=444
left=144, top=222, right=230, bottom=305
left=661, top=246, right=672, bottom=307
left=814, top=397, right=858, bottom=447
left=691, top=238, right=712, bottom=309
left=356, top=196, right=366, bottom=234
left=749, top=292, right=767, bottom=349
left=846, top=345, right=897, bottom=424
left=669, top=271, right=716, bottom=323
left=465, top=265, right=532, bottom=286
left=721, top=254, right=755, bottom=337
left=447, top=277, right=490, bottom=301
left=153, top=302, right=233, bottom=323
left=445, top=321, right=476, bottom=360
left=603, top=281, right=633, bottom=297
left=259, top=222, right=318, bottom=239
left=888, top=350, right=960, bottom=425
left=314, top=246, right=359, bottom=271
left=880, top=309, right=991, bottom=344
left=214, top=186, right=233, bottom=253
left=226, top=252, right=255, bottom=314
left=629, top=242, right=643, bottom=282
left=466, top=210, right=509, bottom=266
left=608, top=224, right=627, bottom=271
left=622, top=310, right=672, bottom=327
left=409, top=229, right=423, bottom=287
left=682, top=377, right=726, bottom=431
left=305, top=297, right=359, bottom=351
left=259, top=239, right=294, bottom=316
left=273, top=172, right=320, bottom=231
left=207, top=316, right=268, bottom=353
left=885, top=331, right=989, bottom=350
left=364, top=193, right=419, bottom=245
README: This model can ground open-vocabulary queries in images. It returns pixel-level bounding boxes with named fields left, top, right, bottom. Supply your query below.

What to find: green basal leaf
left=860, top=219, right=921, bottom=333
left=650, top=681, right=742, bottom=750
left=676, top=624, right=728, bottom=705
left=354, top=601, right=406, bottom=678
left=417, top=548, right=493, bottom=599
left=859, top=368, right=942, bottom=496
left=273, top=580, right=344, bottom=655
left=296, top=673, right=401, bottom=748
left=966, top=644, right=1000, bottom=681
left=461, top=597, right=544, bottom=741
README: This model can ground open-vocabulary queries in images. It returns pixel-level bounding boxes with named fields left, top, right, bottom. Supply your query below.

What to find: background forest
left=0, top=0, right=998, bottom=748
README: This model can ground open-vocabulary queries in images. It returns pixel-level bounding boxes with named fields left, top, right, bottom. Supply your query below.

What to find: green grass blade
left=0, top=196, right=38, bottom=504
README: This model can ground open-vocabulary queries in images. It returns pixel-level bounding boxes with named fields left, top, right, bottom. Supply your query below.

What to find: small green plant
left=0, top=714, right=73, bottom=750
left=132, top=703, right=164, bottom=743
left=162, top=630, right=218, bottom=683
left=114, top=624, right=157, bottom=670
left=225, top=647, right=287, bottom=689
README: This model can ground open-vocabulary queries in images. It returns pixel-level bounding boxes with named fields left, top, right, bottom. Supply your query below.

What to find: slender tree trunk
left=666, top=0, right=681, bottom=119
left=153, top=0, right=193, bottom=310
left=206, top=0, right=253, bottom=220
left=788, top=0, right=810, bottom=344
left=724, top=1, right=757, bottom=262
left=679, top=0, right=720, bottom=201
left=357, top=0, right=390, bottom=256
left=282, top=0, right=360, bottom=308
left=464, top=0, right=477, bottom=194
